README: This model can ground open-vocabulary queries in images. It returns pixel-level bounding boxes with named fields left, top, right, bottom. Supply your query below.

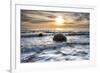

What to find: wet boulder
left=53, top=33, right=67, bottom=42
left=38, top=32, right=43, bottom=37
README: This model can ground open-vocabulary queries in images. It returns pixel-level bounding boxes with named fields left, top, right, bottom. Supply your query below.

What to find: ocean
left=21, top=30, right=90, bottom=63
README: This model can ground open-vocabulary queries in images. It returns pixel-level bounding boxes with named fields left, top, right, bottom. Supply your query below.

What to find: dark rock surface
left=38, top=33, right=43, bottom=37
left=53, top=33, right=67, bottom=42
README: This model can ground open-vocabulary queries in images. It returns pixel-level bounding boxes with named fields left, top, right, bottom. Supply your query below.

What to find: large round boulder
left=53, top=33, right=67, bottom=42
left=38, top=33, right=43, bottom=37
left=37, top=32, right=44, bottom=37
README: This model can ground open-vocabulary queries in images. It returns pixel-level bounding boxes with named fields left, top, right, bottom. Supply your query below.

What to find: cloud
left=21, top=10, right=89, bottom=31
left=21, top=10, right=56, bottom=23
left=21, top=10, right=89, bottom=24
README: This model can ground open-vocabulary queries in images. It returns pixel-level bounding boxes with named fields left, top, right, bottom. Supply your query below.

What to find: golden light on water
left=55, top=28, right=63, bottom=31
left=55, top=16, right=65, bottom=26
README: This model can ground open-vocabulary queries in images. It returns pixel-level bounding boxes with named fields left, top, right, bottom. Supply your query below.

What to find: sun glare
left=55, top=16, right=64, bottom=26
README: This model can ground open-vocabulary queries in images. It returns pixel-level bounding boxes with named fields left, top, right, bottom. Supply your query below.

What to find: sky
left=21, top=10, right=89, bottom=32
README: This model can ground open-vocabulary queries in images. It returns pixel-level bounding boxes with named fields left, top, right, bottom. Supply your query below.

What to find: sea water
left=21, top=31, right=89, bottom=63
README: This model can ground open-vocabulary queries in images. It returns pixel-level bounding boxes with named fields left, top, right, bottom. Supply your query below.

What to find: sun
left=55, top=16, right=64, bottom=26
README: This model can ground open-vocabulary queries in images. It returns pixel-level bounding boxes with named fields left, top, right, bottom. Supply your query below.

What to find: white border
left=11, top=3, right=96, bottom=73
